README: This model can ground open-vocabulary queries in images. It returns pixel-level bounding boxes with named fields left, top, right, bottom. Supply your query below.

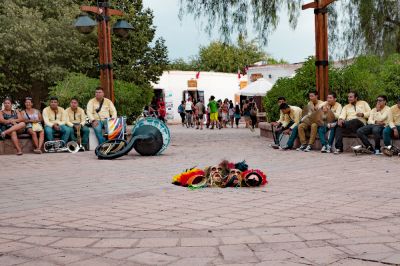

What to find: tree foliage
left=179, top=0, right=400, bottom=57
left=264, top=54, right=400, bottom=121
left=0, top=0, right=168, bottom=107
left=168, top=37, right=287, bottom=73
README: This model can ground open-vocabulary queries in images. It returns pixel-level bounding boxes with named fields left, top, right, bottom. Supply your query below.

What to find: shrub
left=264, top=54, right=400, bottom=121
left=49, top=73, right=153, bottom=123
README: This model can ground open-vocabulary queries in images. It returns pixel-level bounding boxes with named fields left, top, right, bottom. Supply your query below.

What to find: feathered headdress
left=172, top=168, right=206, bottom=187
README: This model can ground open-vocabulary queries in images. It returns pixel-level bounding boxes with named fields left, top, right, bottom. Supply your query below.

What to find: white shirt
left=185, top=101, right=193, bottom=111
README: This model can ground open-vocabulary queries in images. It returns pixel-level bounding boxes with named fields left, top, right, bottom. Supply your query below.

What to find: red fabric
left=196, top=71, right=200, bottom=79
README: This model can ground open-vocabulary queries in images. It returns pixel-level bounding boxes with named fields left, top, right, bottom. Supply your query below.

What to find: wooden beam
left=320, top=0, right=337, bottom=8
left=302, top=1, right=318, bottom=10
left=108, top=9, right=124, bottom=16
left=80, top=6, right=101, bottom=15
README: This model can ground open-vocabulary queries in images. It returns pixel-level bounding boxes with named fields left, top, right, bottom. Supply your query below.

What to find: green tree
left=179, top=0, right=400, bottom=56
left=168, top=37, right=287, bottom=73
left=0, top=0, right=97, bottom=105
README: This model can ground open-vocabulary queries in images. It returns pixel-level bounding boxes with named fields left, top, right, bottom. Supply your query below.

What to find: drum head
left=133, top=117, right=171, bottom=155
left=132, top=125, right=163, bottom=156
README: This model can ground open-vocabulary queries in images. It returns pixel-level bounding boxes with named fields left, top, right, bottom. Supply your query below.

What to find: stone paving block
left=260, top=234, right=302, bottom=243
left=137, top=237, right=179, bottom=248
left=168, top=257, right=214, bottom=266
left=0, top=254, right=30, bottom=266
left=50, top=237, right=99, bottom=248
left=103, top=248, right=149, bottom=260
left=92, top=238, right=138, bottom=248
left=67, top=257, right=123, bottom=266
left=221, top=235, right=262, bottom=245
left=219, top=244, right=259, bottom=263
left=155, top=246, right=219, bottom=258
left=382, top=253, right=400, bottom=264
left=344, top=243, right=396, bottom=254
left=41, top=250, right=94, bottom=265
left=128, top=251, right=178, bottom=265
left=21, top=236, right=60, bottom=246
left=10, top=246, right=61, bottom=259
left=180, top=237, right=220, bottom=247
left=290, top=246, right=345, bottom=265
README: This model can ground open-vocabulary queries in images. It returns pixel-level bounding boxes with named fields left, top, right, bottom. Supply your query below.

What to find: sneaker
left=296, top=144, right=307, bottom=151
left=304, top=145, right=312, bottom=152
left=281, top=146, right=292, bottom=151
left=270, top=144, right=280, bottom=149
left=375, top=149, right=382, bottom=155
left=334, top=148, right=343, bottom=155
left=326, top=145, right=332, bottom=153
left=321, top=145, right=327, bottom=153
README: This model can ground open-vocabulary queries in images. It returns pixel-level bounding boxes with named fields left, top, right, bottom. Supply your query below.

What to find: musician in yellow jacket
left=43, top=97, right=72, bottom=143
left=86, top=87, right=117, bottom=144
left=334, top=91, right=371, bottom=154
left=356, top=95, right=392, bottom=154
left=65, top=98, right=89, bottom=148
left=383, top=97, right=400, bottom=147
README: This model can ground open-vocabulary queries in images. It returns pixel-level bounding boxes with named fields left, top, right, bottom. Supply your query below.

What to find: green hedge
left=264, top=54, right=400, bottom=121
left=49, top=73, right=153, bottom=123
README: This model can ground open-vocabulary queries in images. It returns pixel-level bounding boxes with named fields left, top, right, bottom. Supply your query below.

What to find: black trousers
left=179, top=113, right=185, bottom=124
left=335, top=119, right=365, bottom=150
left=250, top=115, right=257, bottom=129
left=357, top=124, right=384, bottom=150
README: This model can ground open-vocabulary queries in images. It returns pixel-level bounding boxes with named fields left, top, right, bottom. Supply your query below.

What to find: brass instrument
left=74, top=124, right=85, bottom=152
left=44, top=140, right=79, bottom=153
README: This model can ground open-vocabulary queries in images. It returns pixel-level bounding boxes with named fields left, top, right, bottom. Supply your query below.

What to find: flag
left=237, top=69, right=241, bottom=79
left=196, top=71, right=200, bottom=79
left=244, top=65, right=249, bottom=74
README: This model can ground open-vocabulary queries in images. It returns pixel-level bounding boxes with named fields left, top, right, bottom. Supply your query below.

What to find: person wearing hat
left=383, top=97, right=400, bottom=148
left=43, top=96, right=72, bottom=143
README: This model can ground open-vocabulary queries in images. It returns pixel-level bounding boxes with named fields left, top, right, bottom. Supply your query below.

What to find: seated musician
left=0, top=97, right=26, bottom=155
left=277, top=103, right=302, bottom=150
left=42, top=97, right=72, bottom=143
left=65, top=98, right=89, bottom=149
left=86, top=87, right=117, bottom=144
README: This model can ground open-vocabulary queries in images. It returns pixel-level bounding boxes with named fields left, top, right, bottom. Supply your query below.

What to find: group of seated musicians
left=271, top=90, right=400, bottom=155
left=0, top=87, right=116, bottom=155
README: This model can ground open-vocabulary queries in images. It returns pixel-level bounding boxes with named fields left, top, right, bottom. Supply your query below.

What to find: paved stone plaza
left=1, top=125, right=400, bottom=265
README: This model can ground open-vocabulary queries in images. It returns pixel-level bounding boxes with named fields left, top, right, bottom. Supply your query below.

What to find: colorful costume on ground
left=172, top=160, right=267, bottom=189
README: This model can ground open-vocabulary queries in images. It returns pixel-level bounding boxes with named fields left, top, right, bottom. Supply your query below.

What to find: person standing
left=221, top=99, right=229, bottom=128
left=356, top=95, right=391, bottom=154
left=22, top=97, right=44, bottom=154
left=43, top=97, right=71, bottom=144
left=185, top=97, right=194, bottom=127
left=195, top=99, right=205, bottom=130
left=87, top=87, right=117, bottom=144
left=242, top=100, right=252, bottom=131
left=65, top=98, right=89, bottom=149
left=207, top=96, right=220, bottom=130
left=383, top=97, right=400, bottom=149
left=234, top=104, right=241, bottom=128
left=334, top=91, right=371, bottom=154
left=0, top=97, right=26, bottom=155
left=178, top=101, right=186, bottom=126
left=249, top=101, right=258, bottom=131
left=229, top=101, right=235, bottom=128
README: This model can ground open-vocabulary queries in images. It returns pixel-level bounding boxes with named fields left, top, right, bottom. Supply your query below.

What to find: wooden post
left=302, top=0, right=336, bottom=101
left=81, top=1, right=124, bottom=103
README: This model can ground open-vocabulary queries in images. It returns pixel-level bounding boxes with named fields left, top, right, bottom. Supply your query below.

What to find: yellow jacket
left=368, top=106, right=392, bottom=126
left=389, top=104, right=400, bottom=128
left=65, top=107, right=87, bottom=127
left=282, top=106, right=302, bottom=129
left=339, top=101, right=371, bottom=124
left=87, top=98, right=117, bottom=121
left=42, top=106, right=68, bottom=127
left=326, top=102, right=342, bottom=120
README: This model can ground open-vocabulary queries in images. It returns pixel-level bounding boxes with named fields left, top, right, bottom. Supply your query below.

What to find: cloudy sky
left=143, top=0, right=317, bottom=63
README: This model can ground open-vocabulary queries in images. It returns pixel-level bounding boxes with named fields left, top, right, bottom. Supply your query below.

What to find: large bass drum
left=95, top=117, right=170, bottom=160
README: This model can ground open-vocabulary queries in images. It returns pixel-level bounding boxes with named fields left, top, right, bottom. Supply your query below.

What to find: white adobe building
left=246, top=63, right=302, bottom=84
left=151, top=71, right=242, bottom=123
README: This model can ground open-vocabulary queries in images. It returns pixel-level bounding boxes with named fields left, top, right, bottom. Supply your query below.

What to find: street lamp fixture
left=74, top=14, right=97, bottom=34
left=74, top=0, right=133, bottom=103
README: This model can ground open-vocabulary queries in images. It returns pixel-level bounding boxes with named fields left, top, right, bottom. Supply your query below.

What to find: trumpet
left=44, top=140, right=80, bottom=153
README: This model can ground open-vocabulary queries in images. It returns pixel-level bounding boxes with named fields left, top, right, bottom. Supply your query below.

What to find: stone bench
left=259, top=122, right=400, bottom=152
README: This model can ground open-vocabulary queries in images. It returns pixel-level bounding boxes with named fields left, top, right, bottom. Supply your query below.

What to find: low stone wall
left=259, top=122, right=399, bottom=152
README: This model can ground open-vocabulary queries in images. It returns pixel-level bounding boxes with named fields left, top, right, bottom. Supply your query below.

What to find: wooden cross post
left=80, top=1, right=124, bottom=103
left=302, top=0, right=336, bottom=101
